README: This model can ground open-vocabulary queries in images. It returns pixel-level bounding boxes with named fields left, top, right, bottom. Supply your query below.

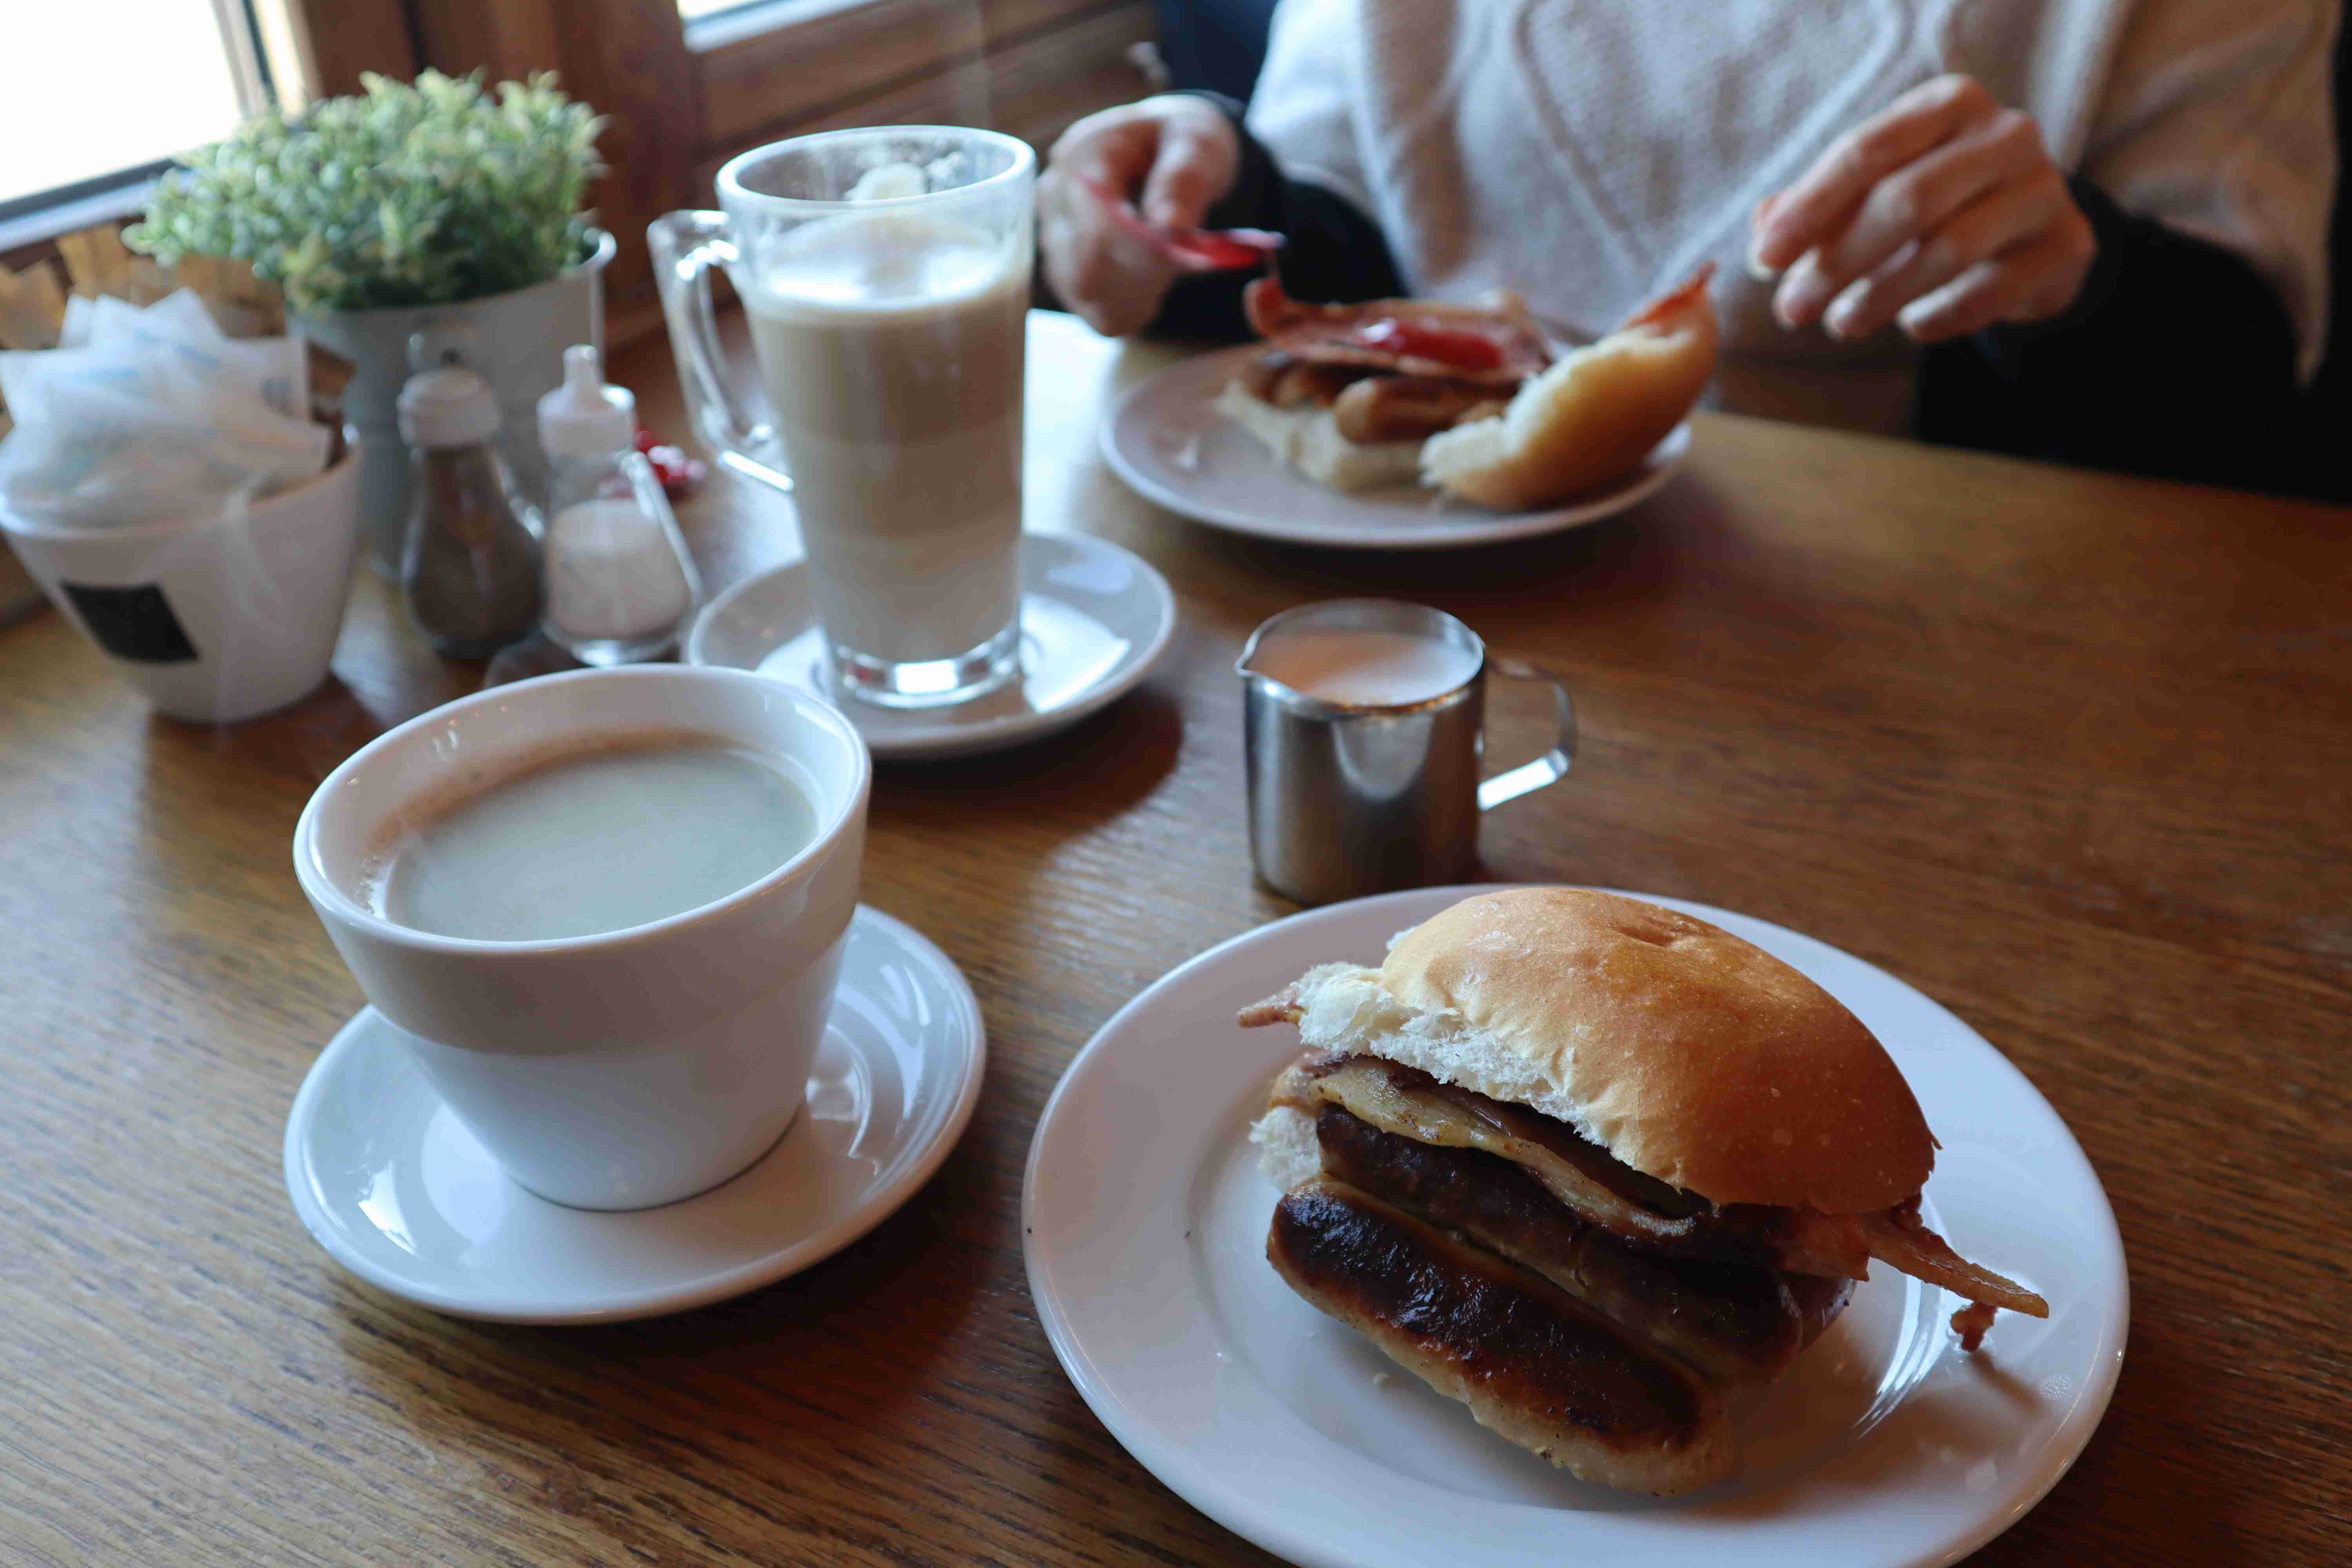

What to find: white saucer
left=1024, top=886, right=2128, bottom=1568
left=285, top=906, right=985, bottom=1323
left=1101, top=343, right=1689, bottom=550
left=686, top=532, right=1176, bottom=762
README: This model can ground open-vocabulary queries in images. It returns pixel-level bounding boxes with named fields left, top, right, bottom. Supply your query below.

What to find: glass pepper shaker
left=535, top=345, right=701, bottom=664
left=396, top=363, right=543, bottom=660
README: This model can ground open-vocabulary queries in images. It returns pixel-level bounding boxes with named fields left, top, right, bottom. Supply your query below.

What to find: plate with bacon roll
left=1023, top=885, right=2127, bottom=1568
left=1100, top=269, right=1716, bottom=549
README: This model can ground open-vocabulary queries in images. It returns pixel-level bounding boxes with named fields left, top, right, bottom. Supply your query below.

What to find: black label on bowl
left=60, top=581, right=200, bottom=664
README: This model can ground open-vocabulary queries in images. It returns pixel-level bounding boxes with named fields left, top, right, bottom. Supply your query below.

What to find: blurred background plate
left=1101, top=345, right=1688, bottom=550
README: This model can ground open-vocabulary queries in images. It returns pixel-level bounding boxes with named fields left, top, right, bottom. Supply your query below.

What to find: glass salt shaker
left=396, top=363, right=543, bottom=659
left=535, top=345, right=701, bottom=664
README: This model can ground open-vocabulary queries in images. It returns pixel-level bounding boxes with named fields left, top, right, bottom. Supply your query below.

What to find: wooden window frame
left=347, top=0, right=1149, bottom=333
left=1, top=0, right=1149, bottom=330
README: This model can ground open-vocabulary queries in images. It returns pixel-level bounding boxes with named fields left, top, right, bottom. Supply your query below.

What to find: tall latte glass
left=651, top=128, right=1033, bottom=708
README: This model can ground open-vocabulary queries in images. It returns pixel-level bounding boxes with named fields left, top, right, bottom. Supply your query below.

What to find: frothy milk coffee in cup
left=652, top=129, right=1036, bottom=710
left=742, top=208, right=1027, bottom=678
left=294, top=666, right=872, bottom=1211
left=367, top=733, right=821, bottom=942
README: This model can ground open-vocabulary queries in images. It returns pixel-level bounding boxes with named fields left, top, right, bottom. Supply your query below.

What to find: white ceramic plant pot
left=0, top=445, right=364, bottom=724
left=299, top=228, right=613, bottom=576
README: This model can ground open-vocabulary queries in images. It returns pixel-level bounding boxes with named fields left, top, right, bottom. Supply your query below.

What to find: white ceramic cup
left=294, top=665, right=872, bottom=1210
left=0, top=446, right=363, bottom=724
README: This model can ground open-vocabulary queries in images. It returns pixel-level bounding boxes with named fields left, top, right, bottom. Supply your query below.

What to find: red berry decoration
left=633, top=427, right=707, bottom=498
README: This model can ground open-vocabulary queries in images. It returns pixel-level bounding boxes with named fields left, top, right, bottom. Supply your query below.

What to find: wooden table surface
left=2, top=312, right=2346, bottom=1566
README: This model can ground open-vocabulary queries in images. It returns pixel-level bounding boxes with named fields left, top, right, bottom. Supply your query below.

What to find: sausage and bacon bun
left=1241, top=887, right=2047, bottom=1494
left=1216, top=269, right=1719, bottom=507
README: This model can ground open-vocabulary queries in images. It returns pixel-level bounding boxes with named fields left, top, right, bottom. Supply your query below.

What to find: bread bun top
left=1289, top=887, right=1935, bottom=1213
left=1419, top=265, right=1717, bottom=510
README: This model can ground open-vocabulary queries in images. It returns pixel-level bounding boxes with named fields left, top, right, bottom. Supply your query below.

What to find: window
left=0, top=0, right=307, bottom=247
left=0, top=0, right=1149, bottom=317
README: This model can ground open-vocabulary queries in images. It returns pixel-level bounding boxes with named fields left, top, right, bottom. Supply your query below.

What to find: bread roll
left=1285, top=886, right=1936, bottom=1214
left=1421, top=266, right=1719, bottom=509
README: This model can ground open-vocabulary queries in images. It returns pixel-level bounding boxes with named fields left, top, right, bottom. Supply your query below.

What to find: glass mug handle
left=646, top=211, right=791, bottom=492
left=1477, top=658, right=1577, bottom=810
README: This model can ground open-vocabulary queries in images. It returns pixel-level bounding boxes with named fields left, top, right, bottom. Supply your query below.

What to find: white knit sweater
left=1246, top=0, right=2339, bottom=431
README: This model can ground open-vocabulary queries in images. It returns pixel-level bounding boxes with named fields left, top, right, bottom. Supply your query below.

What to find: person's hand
left=1748, top=74, right=2095, bottom=344
left=1038, top=95, right=1241, bottom=336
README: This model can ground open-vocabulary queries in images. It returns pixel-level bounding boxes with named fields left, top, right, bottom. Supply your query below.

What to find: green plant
left=126, top=70, right=605, bottom=314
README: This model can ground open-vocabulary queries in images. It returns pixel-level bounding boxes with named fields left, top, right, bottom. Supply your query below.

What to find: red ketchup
left=1351, top=317, right=1505, bottom=372
left=1080, top=178, right=1283, bottom=272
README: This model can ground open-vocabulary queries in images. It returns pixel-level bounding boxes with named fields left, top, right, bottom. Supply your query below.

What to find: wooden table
left=2, top=312, right=2346, bottom=1565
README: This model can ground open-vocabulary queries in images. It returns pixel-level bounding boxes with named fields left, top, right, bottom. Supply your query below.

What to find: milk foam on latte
left=741, top=208, right=1030, bottom=665
left=369, top=735, right=818, bottom=942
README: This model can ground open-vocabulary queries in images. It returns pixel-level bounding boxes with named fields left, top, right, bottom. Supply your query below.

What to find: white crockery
left=1101, top=345, right=1689, bottom=550
left=688, top=532, right=1176, bottom=761
left=294, top=665, right=871, bottom=1210
left=1024, top=885, right=2129, bottom=1568
left=284, top=905, right=986, bottom=1322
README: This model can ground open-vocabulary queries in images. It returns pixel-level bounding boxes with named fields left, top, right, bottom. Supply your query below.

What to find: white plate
left=686, top=532, right=1175, bottom=762
left=1101, top=344, right=1689, bottom=550
left=1023, top=885, right=2128, bottom=1568
left=285, top=906, right=985, bottom=1323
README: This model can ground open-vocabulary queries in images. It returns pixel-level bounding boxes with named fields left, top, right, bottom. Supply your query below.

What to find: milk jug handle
left=646, top=210, right=791, bottom=493
left=1477, top=660, right=1577, bottom=811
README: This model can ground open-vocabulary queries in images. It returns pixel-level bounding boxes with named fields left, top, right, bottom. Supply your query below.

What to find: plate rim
left=1021, top=883, right=2129, bottom=1568
left=683, top=531, right=1177, bottom=760
left=284, top=904, right=988, bottom=1324
left=1100, top=344, right=1688, bottom=550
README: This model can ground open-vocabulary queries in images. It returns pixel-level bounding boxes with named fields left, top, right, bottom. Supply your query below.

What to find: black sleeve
left=1914, top=176, right=2318, bottom=494
left=1144, top=92, right=1405, bottom=341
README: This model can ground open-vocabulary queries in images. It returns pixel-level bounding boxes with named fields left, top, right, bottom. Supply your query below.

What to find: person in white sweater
left=1038, top=0, right=2339, bottom=490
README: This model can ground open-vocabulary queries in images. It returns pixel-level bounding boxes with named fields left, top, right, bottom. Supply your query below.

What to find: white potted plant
left=128, top=70, right=611, bottom=574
